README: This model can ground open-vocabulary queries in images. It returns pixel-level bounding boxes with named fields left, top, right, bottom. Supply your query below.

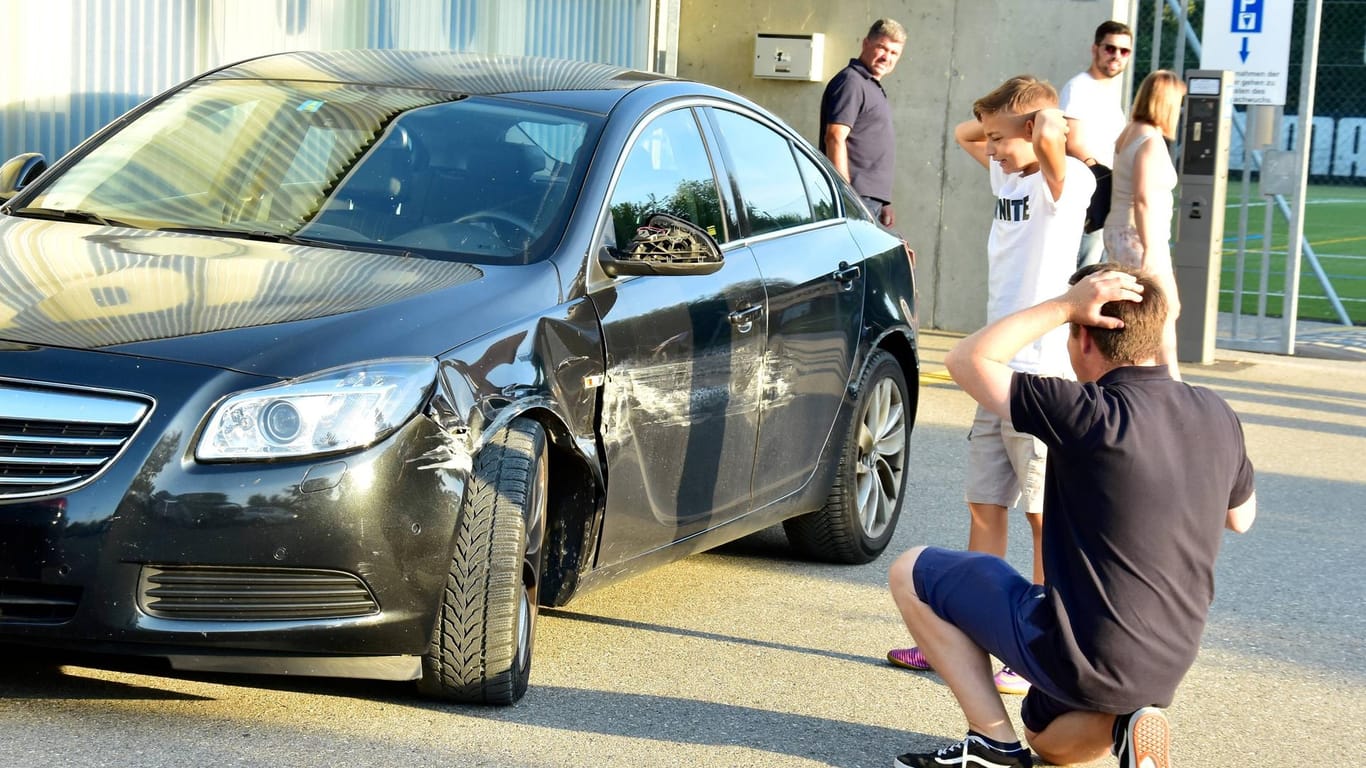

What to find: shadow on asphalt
left=471, top=684, right=933, bottom=764
left=0, top=651, right=212, bottom=701
left=539, top=606, right=896, bottom=670
left=0, top=647, right=945, bottom=764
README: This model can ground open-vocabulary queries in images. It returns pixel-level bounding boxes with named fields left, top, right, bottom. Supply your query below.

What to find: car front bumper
left=0, top=347, right=469, bottom=676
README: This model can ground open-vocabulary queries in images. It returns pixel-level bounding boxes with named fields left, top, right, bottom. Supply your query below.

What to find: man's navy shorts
left=911, top=546, right=1093, bottom=733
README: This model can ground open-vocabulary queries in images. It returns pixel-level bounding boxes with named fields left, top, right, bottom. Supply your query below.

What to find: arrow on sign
left=1239, top=36, right=1250, bottom=62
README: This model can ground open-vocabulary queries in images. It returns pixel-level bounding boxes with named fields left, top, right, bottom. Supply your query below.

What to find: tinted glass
left=20, top=80, right=600, bottom=265
left=29, top=81, right=445, bottom=231
left=608, top=108, right=725, bottom=248
left=710, top=109, right=811, bottom=236
left=310, top=98, right=598, bottom=264
left=795, top=149, right=836, bottom=222
left=841, top=184, right=871, bottom=221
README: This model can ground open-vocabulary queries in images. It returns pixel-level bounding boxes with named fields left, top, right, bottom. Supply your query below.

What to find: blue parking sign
left=1232, top=0, right=1263, bottom=33
left=1203, top=0, right=1292, bottom=104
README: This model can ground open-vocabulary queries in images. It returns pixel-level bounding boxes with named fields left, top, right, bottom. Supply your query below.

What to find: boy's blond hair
left=972, top=75, right=1059, bottom=121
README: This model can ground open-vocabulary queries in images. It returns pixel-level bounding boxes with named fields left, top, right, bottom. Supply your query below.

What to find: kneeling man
left=889, top=265, right=1256, bottom=768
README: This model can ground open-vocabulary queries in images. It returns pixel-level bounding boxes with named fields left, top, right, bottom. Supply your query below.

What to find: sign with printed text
left=1200, top=0, right=1293, bottom=105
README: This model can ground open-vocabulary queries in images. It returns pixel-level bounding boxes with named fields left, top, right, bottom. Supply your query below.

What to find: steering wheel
left=452, top=211, right=535, bottom=249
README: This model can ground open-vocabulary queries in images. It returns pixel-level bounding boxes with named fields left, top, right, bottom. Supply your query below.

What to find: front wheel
left=784, top=350, right=910, bottom=564
left=418, top=417, right=547, bottom=705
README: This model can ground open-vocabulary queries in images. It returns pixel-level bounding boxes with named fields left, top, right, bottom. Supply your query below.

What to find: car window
left=607, top=108, right=725, bottom=248
left=310, top=98, right=599, bottom=263
left=514, top=121, right=586, bottom=165
left=794, top=149, right=836, bottom=222
left=19, top=80, right=602, bottom=265
left=709, top=109, right=812, bottom=236
left=31, top=82, right=440, bottom=229
left=841, top=183, right=871, bottom=222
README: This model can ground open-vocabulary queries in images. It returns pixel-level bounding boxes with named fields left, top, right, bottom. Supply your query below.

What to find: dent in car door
left=707, top=108, right=865, bottom=503
left=589, top=107, right=766, bottom=568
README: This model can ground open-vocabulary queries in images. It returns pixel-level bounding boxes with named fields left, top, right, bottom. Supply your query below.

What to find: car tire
left=418, top=417, right=547, bottom=705
left=784, top=350, right=910, bottom=564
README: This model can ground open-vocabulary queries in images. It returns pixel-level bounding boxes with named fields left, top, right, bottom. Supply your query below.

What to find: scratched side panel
left=747, top=222, right=866, bottom=505
left=588, top=250, right=767, bottom=568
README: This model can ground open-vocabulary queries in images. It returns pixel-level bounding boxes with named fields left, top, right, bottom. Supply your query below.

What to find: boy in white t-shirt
left=886, top=75, right=1093, bottom=700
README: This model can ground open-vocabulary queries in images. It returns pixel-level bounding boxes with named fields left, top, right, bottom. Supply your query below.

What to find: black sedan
left=0, top=50, right=919, bottom=704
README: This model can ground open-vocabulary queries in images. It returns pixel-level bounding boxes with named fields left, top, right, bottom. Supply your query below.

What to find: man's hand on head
left=1063, top=270, right=1144, bottom=328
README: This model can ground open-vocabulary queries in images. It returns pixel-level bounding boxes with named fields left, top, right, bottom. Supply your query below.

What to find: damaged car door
left=705, top=107, right=865, bottom=504
left=589, top=106, right=765, bottom=567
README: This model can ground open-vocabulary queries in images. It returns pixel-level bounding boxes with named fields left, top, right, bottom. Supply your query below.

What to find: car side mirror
left=599, top=212, right=724, bottom=277
left=0, top=153, right=48, bottom=201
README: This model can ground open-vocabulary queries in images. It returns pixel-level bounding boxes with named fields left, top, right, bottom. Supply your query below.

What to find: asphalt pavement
left=0, top=327, right=1362, bottom=767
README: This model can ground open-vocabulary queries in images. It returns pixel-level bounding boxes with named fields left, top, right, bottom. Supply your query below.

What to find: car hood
left=0, top=217, right=559, bottom=378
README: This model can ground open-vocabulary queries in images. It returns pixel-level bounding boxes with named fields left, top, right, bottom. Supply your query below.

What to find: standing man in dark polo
left=820, top=18, right=905, bottom=229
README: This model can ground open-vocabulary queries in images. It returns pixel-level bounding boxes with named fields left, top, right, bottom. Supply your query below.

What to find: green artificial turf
left=1213, top=183, right=1366, bottom=325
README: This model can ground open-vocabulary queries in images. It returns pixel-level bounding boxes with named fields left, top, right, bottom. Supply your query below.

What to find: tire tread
left=419, top=420, right=542, bottom=704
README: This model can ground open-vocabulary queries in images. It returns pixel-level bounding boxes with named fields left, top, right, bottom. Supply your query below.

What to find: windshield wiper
left=157, top=224, right=305, bottom=242
left=13, top=206, right=137, bottom=228
left=157, top=225, right=414, bottom=257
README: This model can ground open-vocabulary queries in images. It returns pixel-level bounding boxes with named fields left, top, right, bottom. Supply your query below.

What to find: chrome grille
left=0, top=379, right=150, bottom=500
left=139, top=565, right=380, bottom=621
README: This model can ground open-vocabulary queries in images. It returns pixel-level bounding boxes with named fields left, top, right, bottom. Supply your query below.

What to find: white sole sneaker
left=1120, top=707, right=1171, bottom=768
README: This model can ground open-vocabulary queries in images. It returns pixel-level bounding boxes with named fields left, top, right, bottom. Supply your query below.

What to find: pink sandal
left=886, top=646, right=932, bottom=671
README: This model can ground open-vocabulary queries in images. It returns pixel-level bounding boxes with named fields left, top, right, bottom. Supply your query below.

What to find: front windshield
left=20, top=79, right=601, bottom=265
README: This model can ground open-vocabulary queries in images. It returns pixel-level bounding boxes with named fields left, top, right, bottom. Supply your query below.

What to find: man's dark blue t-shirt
left=1010, top=364, right=1255, bottom=712
left=820, top=59, right=895, bottom=204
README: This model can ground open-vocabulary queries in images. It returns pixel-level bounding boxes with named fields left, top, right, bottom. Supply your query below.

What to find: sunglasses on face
left=1103, top=43, right=1133, bottom=56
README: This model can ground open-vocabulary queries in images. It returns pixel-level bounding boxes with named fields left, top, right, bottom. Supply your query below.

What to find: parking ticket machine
left=1173, top=70, right=1234, bottom=364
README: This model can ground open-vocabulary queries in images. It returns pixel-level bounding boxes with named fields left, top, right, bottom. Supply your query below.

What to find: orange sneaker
left=1115, top=707, right=1170, bottom=768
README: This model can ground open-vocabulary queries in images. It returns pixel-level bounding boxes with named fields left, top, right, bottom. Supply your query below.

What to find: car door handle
left=833, top=262, right=861, bottom=287
left=728, top=304, right=763, bottom=333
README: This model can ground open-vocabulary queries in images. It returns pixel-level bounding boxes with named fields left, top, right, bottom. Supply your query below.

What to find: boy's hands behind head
left=1063, top=269, right=1143, bottom=329
left=1028, top=107, right=1069, bottom=143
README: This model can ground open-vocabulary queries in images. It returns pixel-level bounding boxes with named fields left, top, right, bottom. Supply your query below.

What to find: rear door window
left=708, top=109, right=813, bottom=236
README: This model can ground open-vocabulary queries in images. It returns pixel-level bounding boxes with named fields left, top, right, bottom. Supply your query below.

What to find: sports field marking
left=1226, top=198, right=1363, bottom=208
left=1219, top=239, right=1366, bottom=251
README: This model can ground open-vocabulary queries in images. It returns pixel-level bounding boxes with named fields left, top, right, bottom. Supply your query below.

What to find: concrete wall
left=677, top=0, right=1127, bottom=334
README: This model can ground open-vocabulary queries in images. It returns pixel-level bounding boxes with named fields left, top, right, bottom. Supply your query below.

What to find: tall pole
left=1281, top=0, right=1324, bottom=352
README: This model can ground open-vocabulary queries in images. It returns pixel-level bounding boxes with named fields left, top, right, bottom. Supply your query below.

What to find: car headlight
left=196, top=359, right=437, bottom=461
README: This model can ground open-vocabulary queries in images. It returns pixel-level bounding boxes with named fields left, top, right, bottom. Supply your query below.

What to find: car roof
left=206, top=50, right=672, bottom=103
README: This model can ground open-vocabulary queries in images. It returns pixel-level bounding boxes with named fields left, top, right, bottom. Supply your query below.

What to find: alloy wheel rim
left=854, top=376, right=906, bottom=539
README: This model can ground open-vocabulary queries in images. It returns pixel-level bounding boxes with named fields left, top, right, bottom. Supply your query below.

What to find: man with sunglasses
left=1060, top=20, right=1135, bottom=267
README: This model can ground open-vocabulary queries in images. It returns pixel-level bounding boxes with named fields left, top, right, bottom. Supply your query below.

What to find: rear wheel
left=418, top=417, right=547, bottom=704
left=784, top=350, right=910, bottom=564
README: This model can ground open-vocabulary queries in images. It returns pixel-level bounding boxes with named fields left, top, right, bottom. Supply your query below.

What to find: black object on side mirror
left=599, top=212, right=723, bottom=277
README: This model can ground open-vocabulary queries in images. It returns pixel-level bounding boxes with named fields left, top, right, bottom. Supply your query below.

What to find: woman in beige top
left=1103, top=70, right=1187, bottom=377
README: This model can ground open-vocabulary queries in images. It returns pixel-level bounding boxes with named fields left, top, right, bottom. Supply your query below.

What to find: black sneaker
left=1114, top=707, right=1170, bottom=768
left=894, top=734, right=1033, bottom=767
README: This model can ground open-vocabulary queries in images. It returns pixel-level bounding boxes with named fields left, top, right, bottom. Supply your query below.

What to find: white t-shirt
left=987, top=158, right=1095, bottom=376
left=1059, top=71, right=1126, bottom=167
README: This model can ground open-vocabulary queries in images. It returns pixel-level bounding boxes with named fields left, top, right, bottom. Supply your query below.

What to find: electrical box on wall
left=753, top=33, right=824, bottom=81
